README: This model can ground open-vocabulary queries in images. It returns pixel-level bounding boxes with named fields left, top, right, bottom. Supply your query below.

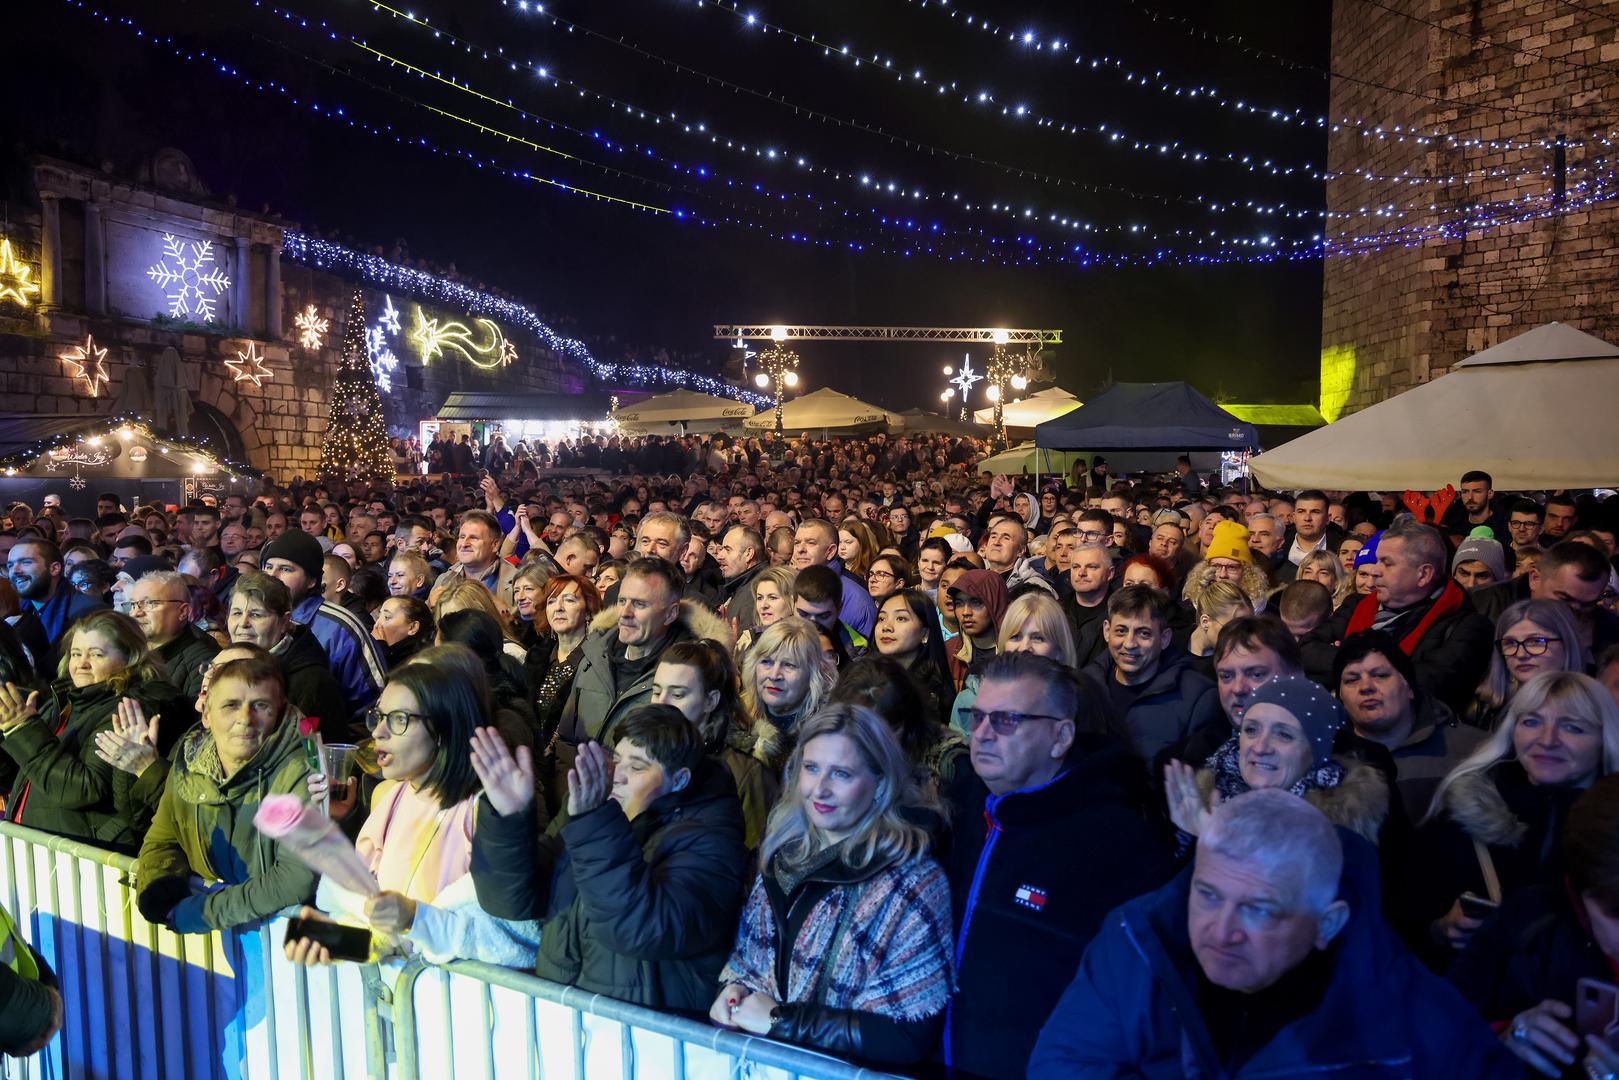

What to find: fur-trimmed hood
left=728, top=709, right=793, bottom=772
left=1435, top=766, right=1529, bottom=848
left=586, top=597, right=733, bottom=647
left=1195, top=758, right=1390, bottom=843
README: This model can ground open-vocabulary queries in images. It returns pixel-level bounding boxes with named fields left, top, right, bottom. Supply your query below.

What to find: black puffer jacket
left=533, top=759, right=749, bottom=1012
left=153, top=625, right=219, bottom=705
left=1, top=675, right=191, bottom=851
left=273, top=626, right=350, bottom=742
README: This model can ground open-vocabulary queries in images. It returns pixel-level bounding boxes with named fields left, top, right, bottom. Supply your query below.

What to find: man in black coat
left=1472, top=539, right=1619, bottom=657
left=941, top=652, right=1176, bottom=1080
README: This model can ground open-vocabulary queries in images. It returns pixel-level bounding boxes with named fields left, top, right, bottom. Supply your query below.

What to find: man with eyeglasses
left=1505, top=498, right=1545, bottom=560
left=130, top=570, right=218, bottom=702
left=1473, top=539, right=1619, bottom=656
left=940, top=652, right=1175, bottom=1080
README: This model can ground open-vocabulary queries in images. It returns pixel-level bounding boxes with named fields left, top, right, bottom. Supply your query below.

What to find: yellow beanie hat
left=1205, top=520, right=1253, bottom=564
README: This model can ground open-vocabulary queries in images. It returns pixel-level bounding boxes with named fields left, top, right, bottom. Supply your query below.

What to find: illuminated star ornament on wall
left=60, top=335, right=110, bottom=397
left=147, top=233, right=231, bottom=322
left=409, top=304, right=515, bottom=370
left=226, top=342, right=273, bottom=387
left=0, top=237, right=40, bottom=308
left=294, top=304, right=329, bottom=350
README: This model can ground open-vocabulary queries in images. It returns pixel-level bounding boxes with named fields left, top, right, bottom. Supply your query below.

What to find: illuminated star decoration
left=226, top=341, right=273, bottom=387
left=378, top=294, right=402, bottom=336
left=409, top=304, right=513, bottom=370
left=60, top=335, right=111, bottom=397
left=949, top=359, right=984, bottom=401
left=147, top=233, right=231, bottom=322
left=0, top=237, right=40, bottom=308
left=294, top=304, right=329, bottom=350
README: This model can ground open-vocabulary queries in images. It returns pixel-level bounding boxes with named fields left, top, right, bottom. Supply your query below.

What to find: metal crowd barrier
left=0, top=823, right=898, bottom=1080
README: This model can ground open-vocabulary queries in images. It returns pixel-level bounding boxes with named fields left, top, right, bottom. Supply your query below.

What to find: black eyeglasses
left=1500, top=635, right=1561, bottom=657
left=365, top=707, right=428, bottom=735
left=960, top=708, right=1067, bottom=735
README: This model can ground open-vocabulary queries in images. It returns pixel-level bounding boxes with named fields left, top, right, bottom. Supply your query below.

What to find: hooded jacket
left=2, top=675, right=190, bottom=851
left=290, top=593, right=386, bottom=730
left=942, top=737, right=1177, bottom=1080
left=536, top=758, right=749, bottom=1011
left=1028, top=833, right=1521, bottom=1077
left=135, top=704, right=317, bottom=933
left=1082, top=649, right=1223, bottom=768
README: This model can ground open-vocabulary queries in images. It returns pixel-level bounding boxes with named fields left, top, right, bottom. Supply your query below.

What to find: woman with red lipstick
left=738, top=618, right=837, bottom=775
left=1408, top=671, right=1619, bottom=963
left=710, top=704, right=952, bottom=1067
left=1468, top=600, right=1588, bottom=732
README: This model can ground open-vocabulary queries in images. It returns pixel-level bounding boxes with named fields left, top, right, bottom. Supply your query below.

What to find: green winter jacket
left=134, top=706, right=316, bottom=934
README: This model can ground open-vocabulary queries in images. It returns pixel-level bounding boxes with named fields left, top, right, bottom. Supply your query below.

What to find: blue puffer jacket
left=1027, top=833, right=1521, bottom=1078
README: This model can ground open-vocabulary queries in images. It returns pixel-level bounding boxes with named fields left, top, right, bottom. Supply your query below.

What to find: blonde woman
left=737, top=617, right=837, bottom=774
left=949, top=591, right=1077, bottom=735
left=711, top=705, right=952, bottom=1068
left=1411, top=671, right=1619, bottom=954
left=386, top=550, right=432, bottom=599
left=733, top=564, right=798, bottom=660
left=1468, top=599, right=1590, bottom=732
left=431, top=577, right=524, bottom=661
left=1187, top=580, right=1254, bottom=665
left=1296, top=549, right=1354, bottom=609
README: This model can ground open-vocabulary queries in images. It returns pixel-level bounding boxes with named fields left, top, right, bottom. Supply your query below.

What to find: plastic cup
left=323, top=743, right=359, bottom=786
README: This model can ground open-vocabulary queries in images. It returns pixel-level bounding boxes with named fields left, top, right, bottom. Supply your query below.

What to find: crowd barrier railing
left=0, top=822, right=899, bottom=1080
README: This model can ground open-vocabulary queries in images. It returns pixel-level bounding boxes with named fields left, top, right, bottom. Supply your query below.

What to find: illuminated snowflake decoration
left=226, top=341, right=273, bottom=387
left=366, top=325, right=399, bottom=394
left=378, top=294, right=401, bottom=336
left=60, top=334, right=111, bottom=397
left=68, top=470, right=87, bottom=491
left=147, top=233, right=232, bottom=322
left=294, top=304, right=329, bottom=350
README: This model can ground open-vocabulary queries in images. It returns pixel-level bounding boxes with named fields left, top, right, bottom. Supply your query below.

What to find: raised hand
left=0, top=683, right=40, bottom=735
left=364, top=891, right=417, bottom=935
left=566, top=740, right=612, bottom=817
left=1163, top=759, right=1214, bottom=837
left=468, top=727, right=534, bottom=818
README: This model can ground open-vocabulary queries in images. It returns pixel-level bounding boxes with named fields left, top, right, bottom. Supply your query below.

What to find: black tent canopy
left=1033, top=382, right=1261, bottom=452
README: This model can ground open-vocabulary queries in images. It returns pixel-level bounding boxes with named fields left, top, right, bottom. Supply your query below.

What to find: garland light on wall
left=0, top=237, right=40, bottom=308
left=147, top=232, right=231, bottom=323
left=408, top=304, right=515, bottom=370
left=60, top=335, right=110, bottom=397
left=226, top=341, right=273, bottom=387
left=294, top=303, right=329, bottom=350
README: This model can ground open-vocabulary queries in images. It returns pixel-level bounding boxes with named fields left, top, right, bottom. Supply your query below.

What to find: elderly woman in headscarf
left=1164, top=676, right=1395, bottom=849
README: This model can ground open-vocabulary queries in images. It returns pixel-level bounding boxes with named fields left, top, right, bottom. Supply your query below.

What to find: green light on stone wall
left=1319, top=345, right=1356, bottom=423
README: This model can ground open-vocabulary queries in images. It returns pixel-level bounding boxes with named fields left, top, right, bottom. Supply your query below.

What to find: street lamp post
left=754, top=333, right=801, bottom=433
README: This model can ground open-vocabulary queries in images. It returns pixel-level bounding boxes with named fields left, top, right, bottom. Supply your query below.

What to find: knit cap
left=1245, top=675, right=1345, bottom=766
left=1204, top=520, right=1252, bottom=564
left=260, top=530, right=325, bottom=583
left=1352, top=531, right=1383, bottom=569
left=1452, top=528, right=1507, bottom=584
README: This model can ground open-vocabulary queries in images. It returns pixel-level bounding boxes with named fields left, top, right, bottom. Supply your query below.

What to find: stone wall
left=0, top=155, right=583, bottom=482
left=1324, top=0, right=1619, bottom=415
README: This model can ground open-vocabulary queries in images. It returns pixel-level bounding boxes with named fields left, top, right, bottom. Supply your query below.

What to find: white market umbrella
left=1250, top=322, right=1619, bottom=491
left=743, top=387, right=892, bottom=432
left=975, top=441, right=1086, bottom=476
left=611, top=388, right=755, bottom=432
left=973, top=386, right=1082, bottom=429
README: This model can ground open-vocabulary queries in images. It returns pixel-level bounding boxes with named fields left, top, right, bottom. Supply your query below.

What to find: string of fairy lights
left=58, top=0, right=1607, bottom=271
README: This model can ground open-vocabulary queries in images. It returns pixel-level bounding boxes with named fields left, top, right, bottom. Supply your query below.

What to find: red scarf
left=1343, top=579, right=1466, bottom=655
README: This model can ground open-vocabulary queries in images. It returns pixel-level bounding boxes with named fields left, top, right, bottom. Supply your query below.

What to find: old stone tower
left=1323, top=0, right=1619, bottom=418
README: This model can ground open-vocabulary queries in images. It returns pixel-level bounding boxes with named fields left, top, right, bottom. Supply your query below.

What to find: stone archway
left=191, top=375, right=270, bottom=472
left=188, top=399, right=249, bottom=463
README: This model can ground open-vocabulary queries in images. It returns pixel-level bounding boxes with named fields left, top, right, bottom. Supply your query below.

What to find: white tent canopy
left=611, top=388, right=755, bottom=432
left=743, top=387, right=891, bottom=432
left=973, top=386, right=1081, bottom=429
left=1250, top=322, right=1619, bottom=491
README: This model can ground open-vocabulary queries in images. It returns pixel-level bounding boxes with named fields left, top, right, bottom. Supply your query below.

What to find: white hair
left=1199, top=789, right=1343, bottom=914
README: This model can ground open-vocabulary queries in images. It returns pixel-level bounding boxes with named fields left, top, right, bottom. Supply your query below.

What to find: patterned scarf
left=1208, top=736, right=1344, bottom=801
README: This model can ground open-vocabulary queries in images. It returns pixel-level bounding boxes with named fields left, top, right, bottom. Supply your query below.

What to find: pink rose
left=252, top=793, right=308, bottom=839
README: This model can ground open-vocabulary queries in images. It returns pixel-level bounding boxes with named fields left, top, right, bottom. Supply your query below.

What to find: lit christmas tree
left=318, top=289, right=393, bottom=480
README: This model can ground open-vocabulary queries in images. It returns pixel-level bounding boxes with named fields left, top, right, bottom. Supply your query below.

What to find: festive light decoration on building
left=147, top=232, right=232, bottom=323
left=378, top=294, right=402, bottom=336
left=320, top=291, right=393, bottom=480
left=226, top=341, right=273, bottom=387
left=984, top=342, right=1039, bottom=449
left=945, top=357, right=983, bottom=422
left=365, top=294, right=402, bottom=392
left=408, top=305, right=515, bottom=370
left=59, top=334, right=110, bottom=397
left=0, top=237, right=40, bottom=308
left=294, top=303, right=329, bottom=350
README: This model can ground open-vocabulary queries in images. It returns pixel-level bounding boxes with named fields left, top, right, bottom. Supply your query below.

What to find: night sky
left=6, top=0, right=1330, bottom=411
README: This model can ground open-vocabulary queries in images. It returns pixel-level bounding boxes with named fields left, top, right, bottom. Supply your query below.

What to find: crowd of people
left=4, top=429, right=1619, bottom=1078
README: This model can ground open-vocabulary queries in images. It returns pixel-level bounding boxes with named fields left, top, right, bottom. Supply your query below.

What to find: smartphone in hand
left=284, top=917, right=372, bottom=963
